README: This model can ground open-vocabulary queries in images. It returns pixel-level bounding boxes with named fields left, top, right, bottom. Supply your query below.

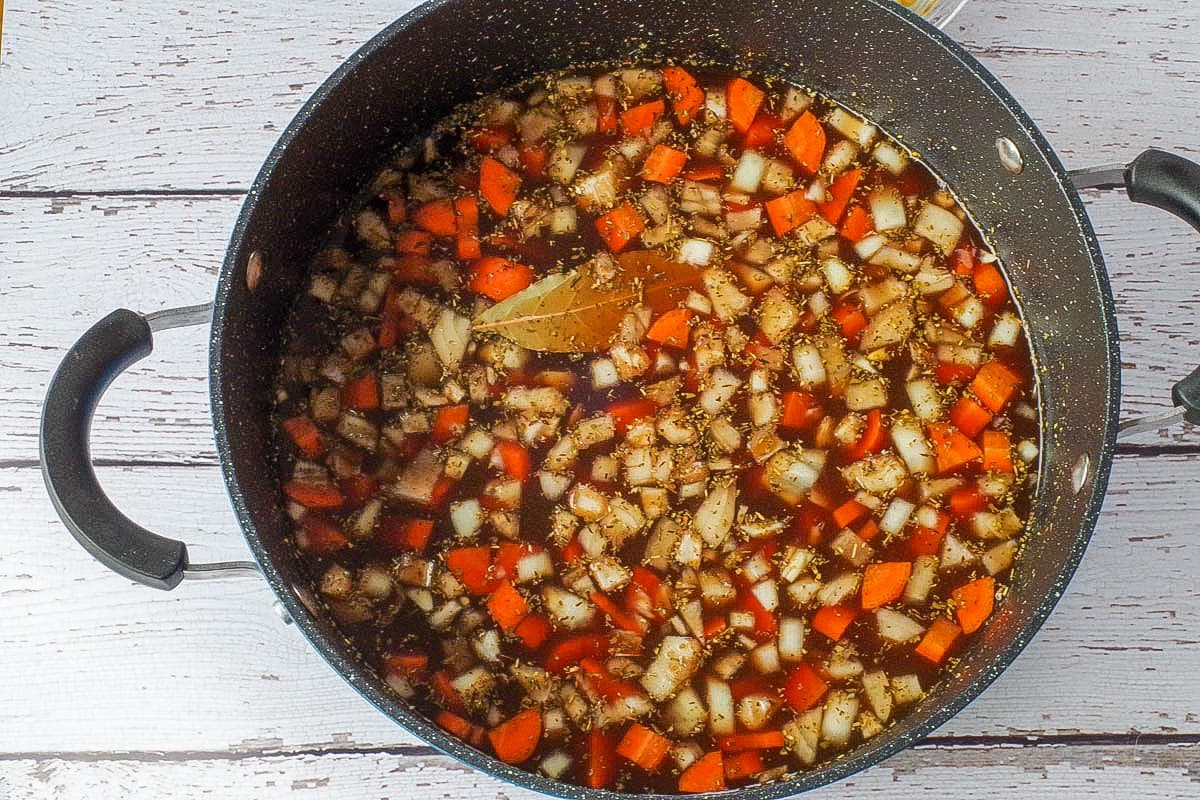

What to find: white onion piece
left=875, top=608, right=926, bottom=643
left=891, top=418, right=936, bottom=474
left=430, top=308, right=470, bottom=367
left=983, top=539, right=1019, bottom=575
left=869, top=245, right=923, bottom=273
left=543, top=586, right=595, bottom=630
left=694, top=480, right=738, bottom=547
left=1018, top=439, right=1040, bottom=464
left=862, top=670, right=894, bottom=723
left=548, top=144, right=587, bottom=184
left=989, top=312, right=1023, bottom=348
left=821, top=257, right=854, bottom=294
left=821, top=139, right=858, bottom=176
left=792, top=342, right=827, bottom=387
left=785, top=707, right=823, bottom=764
left=872, top=141, right=909, bottom=175
left=854, top=233, right=886, bottom=260
left=821, top=691, right=860, bottom=748
left=869, top=187, right=907, bottom=231
left=891, top=674, right=923, bottom=706
left=880, top=497, right=916, bottom=534
left=913, top=202, right=965, bottom=255
left=828, top=107, right=877, bottom=148
left=706, top=677, right=736, bottom=735
left=805, top=178, right=827, bottom=203
left=699, top=368, right=743, bottom=415
left=903, top=554, right=939, bottom=605
left=730, top=150, right=767, bottom=193
left=665, top=687, right=707, bottom=736
left=449, top=499, right=484, bottom=538
left=817, top=572, right=861, bottom=606
left=705, top=87, right=727, bottom=118
left=905, top=378, right=942, bottom=422
left=726, top=207, right=763, bottom=232
left=679, top=238, right=715, bottom=266
left=939, top=533, right=978, bottom=570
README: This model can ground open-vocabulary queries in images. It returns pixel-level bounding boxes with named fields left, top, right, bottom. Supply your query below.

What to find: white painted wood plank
left=0, top=0, right=1196, bottom=192
left=2, top=453, right=1198, bottom=753
left=3, top=189, right=1197, bottom=466
left=4, top=743, right=1199, bottom=800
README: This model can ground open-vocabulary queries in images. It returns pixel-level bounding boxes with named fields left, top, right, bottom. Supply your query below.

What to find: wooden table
left=3, top=1, right=1198, bottom=797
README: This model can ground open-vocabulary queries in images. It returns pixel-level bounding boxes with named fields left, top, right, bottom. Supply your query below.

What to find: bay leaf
left=471, top=250, right=701, bottom=353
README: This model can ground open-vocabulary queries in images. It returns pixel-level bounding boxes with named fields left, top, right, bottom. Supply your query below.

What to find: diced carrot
left=783, top=111, right=826, bottom=175
left=296, top=514, right=350, bottom=554
left=981, top=430, right=1014, bottom=473
left=973, top=262, right=1008, bottom=306
left=831, top=302, right=869, bottom=346
left=679, top=751, right=726, bottom=794
left=736, top=589, right=776, bottom=636
left=702, top=616, right=728, bottom=639
left=681, top=162, right=725, bottom=182
left=468, top=256, right=534, bottom=302
left=953, top=575, right=996, bottom=634
left=413, top=198, right=459, bottom=237
left=645, top=307, right=693, bottom=348
left=616, top=723, right=672, bottom=771
left=844, top=408, right=886, bottom=461
left=595, top=202, right=645, bottom=253
left=662, top=66, right=705, bottom=125
left=642, top=144, right=689, bottom=184
left=340, top=473, right=378, bottom=507
left=383, top=651, right=429, bottom=679
left=936, top=360, right=977, bottom=386
left=857, top=518, right=880, bottom=542
left=726, top=77, right=765, bottom=135
left=970, top=361, right=1022, bottom=413
left=384, top=193, right=406, bottom=226
left=518, top=144, right=549, bottom=179
left=591, top=591, right=649, bottom=634
left=283, top=481, right=344, bottom=510
left=561, top=535, right=584, bottom=565
left=950, top=395, right=994, bottom=437
left=579, top=658, right=643, bottom=701
left=444, top=546, right=493, bottom=595
left=596, top=94, right=619, bottom=133
left=928, top=422, right=984, bottom=474
left=765, top=189, right=816, bottom=237
left=909, top=526, right=945, bottom=558
left=470, top=126, right=515, bottom=153
left=422, top=475, right=456, bottom=511
left=454, top=196, right=481, bottom=260
left=841, top=204, right=873, bottom=242
left=723, top=750, right=764, bottom=782
left=341, top=373, right=379, bottom=411
left=436, top=710, right=485, bottom=747
left=779, top=390, right=824, bottom=431
left=494, top=439, right=531, bottom=481
left=395, top=229, right=433, bottom=256
left=861, top=561, right=914, bottom=610
left=743, top=112, right=783, bottom=149
left=832, top=498, right=868, bottom=529
left=819, top=167, right=863, bottom=224
left=716, top=730, right=786, bottom=752
left=630, top=566, right=672, bottom=618
left=479, top=156, right=522, bottom=216
left=607, top=397, right=658, bottom=434
left=432, top=404, right=470, bottom=443
left=621, top=99, right=665, bottom=137
left=793, top=502, right=828, bottom=547
left=488, top=708, right=541, bottom=765
left=281, top=415, right=325, bottom=459
left=949, top=486, right=988, bottom=518
left=400, top=518, right=434, bottom=552
left=487, top=581, right=529, bottom=632
left=430, top=669, right=467, bottom=714
left=916, top=617, right=963, bottom=664
left=586, top=729, right=618, bottom=789
left=545, top=634, right=611, bottom=673
left=513, top=614, right=551, bottom=649
left=812, top=605, right=857, bottom=642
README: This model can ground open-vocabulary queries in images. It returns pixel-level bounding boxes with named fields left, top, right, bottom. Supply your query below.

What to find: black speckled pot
left=48, top=0, right=1200, bottom=796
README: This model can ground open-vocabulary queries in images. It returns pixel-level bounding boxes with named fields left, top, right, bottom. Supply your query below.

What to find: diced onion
left=913, top=202, right=965, bottom=256
left=821, top=258, right=854, bottom=294
left=827, top=107, right=877, bottom=148
left=906, top=378, right=942, bottom=422
left=730, top=150, right=767, bottom=193
left=879, top=498, right=915, bottom=534
left=642, top=636, right=703, bottom=701
left=875, top=608, right=926, bottom=643
left=706, top=677, right=736, bottom=735
left=821, top=691, right=860, bottom=748
left=868, top=187, right=906, bottom=231
left=902, top=555, right=939, bottom=605
left=862, top=670, right=893, bottom=722
left=989, top=312, right=1023, bottom=348
left=679, top=238, right=715, bottom=266
left=891, top=418, right=936, bottom=474
left=853, top=233, right=886, bottom=260
left=872, top=141, right=909, bottom=175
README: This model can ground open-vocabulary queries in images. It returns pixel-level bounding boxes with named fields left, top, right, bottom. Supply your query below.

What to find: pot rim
left=210, top=0, right=1119, bottom=796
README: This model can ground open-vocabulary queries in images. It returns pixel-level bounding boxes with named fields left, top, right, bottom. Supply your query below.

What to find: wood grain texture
left=3, top=453, right=1198, bottom=754
left=2, top=190, right=1197, bottom=466
left=3, top=742, right=1200, bottom=800
left=1, top=0, right=1197, bottom=193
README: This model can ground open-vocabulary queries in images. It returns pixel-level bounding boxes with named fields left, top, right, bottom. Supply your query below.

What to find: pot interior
left=211, top=0, right=1118, bottom=795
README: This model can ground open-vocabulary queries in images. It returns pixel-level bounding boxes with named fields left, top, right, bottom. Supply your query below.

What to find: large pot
left=40, top=0, right=1200, bottom=796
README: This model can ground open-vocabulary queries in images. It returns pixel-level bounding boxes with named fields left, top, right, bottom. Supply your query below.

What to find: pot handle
left=40, top=304, right=259, bottom=589
left=1071, top=148, right=1200, bottom=437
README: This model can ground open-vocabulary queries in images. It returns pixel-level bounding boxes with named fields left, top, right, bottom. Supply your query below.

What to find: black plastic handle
left=40, top=310, right=189, bottom=589
left=1124, top=149, right=1200, bottom=425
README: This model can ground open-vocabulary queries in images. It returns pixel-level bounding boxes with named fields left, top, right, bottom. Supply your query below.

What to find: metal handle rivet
left=1070, top=453, right=1091, bottom=495
left=996, top=137, right=1025, bottom=175
left=247, top=251, right=265, bottom=292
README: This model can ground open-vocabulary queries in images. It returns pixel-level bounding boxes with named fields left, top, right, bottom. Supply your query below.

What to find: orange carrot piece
left=950, top=395, right=994, bottom=437
left=841, top=204, right=873, bottom=242
left=595, top=201, right=645, bottom=253
left=470, top=127, right=515, bottom=153
left=981, top=430, right=1014, bottom=473
left=765, top=188, right=816, bottom=236
left=401, top=518, right=434, bottom=552
left=513, top=613, right=551, bottom=649
left=831, top=302, right=869, bottom=345
left=494, top=439, right=532, bottom=481
left=607, top=397, right=659, bottom=434
left=468, top=256, right=535, bottom=301
left=621, top=99, right=665, bottom=137
left=723, top=750, right=764, bottom=782
left=586, top=728, right=618, bottom=789
left=642, top=144, right=689, bottom=184
left=916, top=617, right=963, bottom=663
left=970, top=361, right=1021, bottom=413
left=487, top=708, right=542, bottom=765
left=341, top=373, right=380, bottom=411
left=783, top=111, right=826, bottom=175
left=487, top=581, right=529, bottom=632
left=662, top=66, right=705, bottom=125
left=681, top=163, right=725, bottom=182
left=949, top=486, right=988, bottom=517
left=819, top=167, right=863, bottom=224
left=384, top=193, right=406, bottom=226
left=861, top=561, right=914, bottom=610
left=283, top=481, right=344, bottom=510
left=844, top=407, right=887, bottom=461
left=295, top=514, right=350, bottom=554
left=928, top=422, right=984, bottom=474
left=953, top=576, right=996, bottom=634
left=856, top=519, right=880, bottom=542
left=518, top=144, right=549, bottom=179
left=591, top=591, right=649, bottom=634
left=432, top=403, right=469, bottom=443
left=281, top=415, right=325, bottom=459
left=742, top=112, right=783, bottom=149
left=973, top=262, right=1008, bottom=305
left=779, top=390, right=823, bottom=431
left=395, top=229, right=434, bottom=256
left=645, top=307, right=693, bottom=348
left=832, top=498, right=869, bottom=529
left=479, top=156, right=522, bottom=216
left=444, top=546, right=494, bottom=595
left=413, top=198, right=459, bottom=237
left=436, top=710, right=485, bottom=747
left=716, top=730, right=786, bottom=752
left=726, top=77, right=765, bottom=135
left=909, top=526, right=945, bottom=558
left=596, top=94, right=619, bottom=133
left=545, top=634, right=611, bottom=673
left=454, top=196, right=481, bottom=260
left=679, top=751, right=726, bottom=794
left=936, top=360, right=978, bottom=386
left=811, top=605, right=856, bottom=642
left=616, top=723, right=672, bottom=771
